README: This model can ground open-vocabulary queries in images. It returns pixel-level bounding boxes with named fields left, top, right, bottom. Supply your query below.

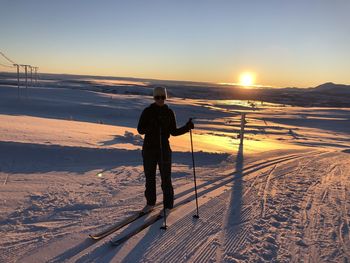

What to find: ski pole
left=159, top=126, right=167, bottom=230
left=189, top=120, right=199, bottom=218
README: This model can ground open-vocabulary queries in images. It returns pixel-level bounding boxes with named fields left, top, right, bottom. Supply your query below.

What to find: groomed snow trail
left=217, top=150, right=350, bottom=263
left=19, top=149, right=348, bottom=263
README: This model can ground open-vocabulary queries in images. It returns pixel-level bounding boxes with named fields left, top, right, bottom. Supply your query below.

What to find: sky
left=0, top=0, right=349, bottom=88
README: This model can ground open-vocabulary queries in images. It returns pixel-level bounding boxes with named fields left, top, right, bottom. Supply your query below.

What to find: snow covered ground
left=0, top=81, right=349, bottom=263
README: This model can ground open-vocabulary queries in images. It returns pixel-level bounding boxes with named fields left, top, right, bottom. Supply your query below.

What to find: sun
left=239, top=72, right=255, bottom=87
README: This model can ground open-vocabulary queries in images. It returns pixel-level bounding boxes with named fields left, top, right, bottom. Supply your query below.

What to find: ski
left=89, top=210, right=150, bottom=240
left=110, top=198, right=193, bottom=246
left=110, top=212, right=163, bottom=246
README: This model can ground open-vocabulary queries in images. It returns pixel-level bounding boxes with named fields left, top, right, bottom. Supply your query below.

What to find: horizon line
left=0, top=69, right=347, bottom=89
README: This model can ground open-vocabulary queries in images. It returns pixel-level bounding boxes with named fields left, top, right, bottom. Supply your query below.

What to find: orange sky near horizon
left=1, top=1, right=349, bottom=88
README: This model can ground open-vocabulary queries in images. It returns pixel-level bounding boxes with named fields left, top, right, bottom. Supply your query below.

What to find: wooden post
left=14, top=64, right=20, bottom=99
left=30, top=66, right=33, bottom=87
left=240, top=113, right=246, bottom=145
left=24, top=65, right=28, bottom=98
left=21, top=65, right=31, bottom=98
left=35, top=67, right=38, bottom=86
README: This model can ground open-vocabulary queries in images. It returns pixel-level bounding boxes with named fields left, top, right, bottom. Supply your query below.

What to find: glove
left=186, top=119, right=194, bottom=130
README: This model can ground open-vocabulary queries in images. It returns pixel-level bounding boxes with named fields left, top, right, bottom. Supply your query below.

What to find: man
left=137, top=86, right=194, bottom=214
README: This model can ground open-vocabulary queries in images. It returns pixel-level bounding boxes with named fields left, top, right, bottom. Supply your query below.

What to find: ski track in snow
left=217, top=151, right=350, bottom=263
left=3, top=146, right=349, bottom=263
left=32, top=150, right=326, bottom=263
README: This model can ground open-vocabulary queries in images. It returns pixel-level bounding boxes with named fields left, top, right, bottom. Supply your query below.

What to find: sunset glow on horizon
left=239, top=72, right=256, bottom=87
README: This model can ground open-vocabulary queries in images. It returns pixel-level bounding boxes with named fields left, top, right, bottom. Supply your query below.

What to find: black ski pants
left=142, top=147, right=174, bottom=209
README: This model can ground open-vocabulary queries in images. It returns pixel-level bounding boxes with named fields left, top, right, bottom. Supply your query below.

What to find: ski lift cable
left=0, top=51, right=16, bottom=65
left=0, top=62, right=15, bottom=68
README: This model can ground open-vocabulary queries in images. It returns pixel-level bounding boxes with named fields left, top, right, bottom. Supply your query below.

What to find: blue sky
left=1, top=0, right=349, bottom=87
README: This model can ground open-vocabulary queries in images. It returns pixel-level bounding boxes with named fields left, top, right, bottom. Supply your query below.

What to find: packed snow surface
left=0, top=83, right=349, bottom=263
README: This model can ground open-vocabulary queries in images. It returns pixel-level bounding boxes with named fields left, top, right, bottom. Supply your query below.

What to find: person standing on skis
left=137, top=86, right=194, bottom=214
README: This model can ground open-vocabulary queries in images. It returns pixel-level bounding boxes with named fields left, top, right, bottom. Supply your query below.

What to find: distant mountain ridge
left=311, top=82, right=350, bottom=94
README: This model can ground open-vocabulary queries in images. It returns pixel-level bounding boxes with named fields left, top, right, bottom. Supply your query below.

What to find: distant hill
left=310, top=82, right=350, bottom=94
left=250, top=82, right=350, bottom=107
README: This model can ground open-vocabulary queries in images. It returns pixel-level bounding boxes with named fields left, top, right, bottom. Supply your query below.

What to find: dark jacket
left=137, top=103, right=189, bottom=150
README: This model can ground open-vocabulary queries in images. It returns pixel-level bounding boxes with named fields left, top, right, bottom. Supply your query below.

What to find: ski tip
left=89, top=234, right=100, bottom=240
left=110, top=240, right=120, bottom=246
